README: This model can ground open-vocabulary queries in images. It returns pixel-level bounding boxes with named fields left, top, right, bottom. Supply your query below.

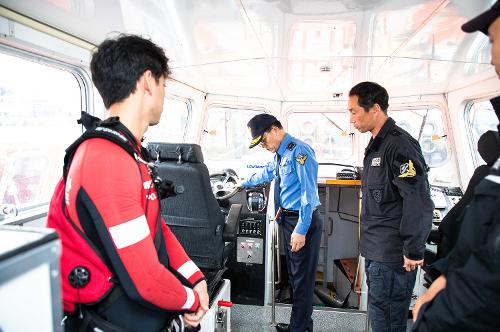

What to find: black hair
left=349, top=81, right=389, bottom=113
left=90, top=34, right=171, bottom=108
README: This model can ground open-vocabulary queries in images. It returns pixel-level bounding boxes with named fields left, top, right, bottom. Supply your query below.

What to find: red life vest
left=47, top=177, right=114, bottom=312
left=46, top=114, right=167, bottom=313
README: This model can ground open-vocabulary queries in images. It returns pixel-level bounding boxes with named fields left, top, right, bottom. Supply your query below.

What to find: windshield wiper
left=321, top=113, right=348, bottom=136
left=417, top=109, right=429, bottom=141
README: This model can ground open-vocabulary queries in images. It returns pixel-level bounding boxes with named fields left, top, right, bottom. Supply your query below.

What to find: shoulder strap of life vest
left=62, top=112, right=163, bottom=260
left=63, top=113, right=138, bottom=182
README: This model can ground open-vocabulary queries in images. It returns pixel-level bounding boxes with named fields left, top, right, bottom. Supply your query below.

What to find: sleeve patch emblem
left=295, top=153, right=308, bottom=165
left=399, top=160, right=416, bottom=178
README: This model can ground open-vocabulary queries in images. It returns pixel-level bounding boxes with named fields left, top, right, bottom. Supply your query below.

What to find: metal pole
left=270, top=207, right=282, bottom=327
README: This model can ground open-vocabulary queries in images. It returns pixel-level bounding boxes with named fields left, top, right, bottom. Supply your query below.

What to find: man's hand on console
left=183, top=280, right=209, bottom=328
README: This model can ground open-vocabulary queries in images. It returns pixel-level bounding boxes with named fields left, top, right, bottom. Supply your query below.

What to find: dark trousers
left=281, top=209, right=323, bottom=332
left=365, top=259, right=417, bottom=332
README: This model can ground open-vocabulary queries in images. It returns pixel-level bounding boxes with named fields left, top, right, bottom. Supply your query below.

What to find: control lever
left=215, top=300, right=233, bottom=332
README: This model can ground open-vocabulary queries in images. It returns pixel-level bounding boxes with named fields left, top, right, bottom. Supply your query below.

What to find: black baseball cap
left=247, top=113, right=278, bottom=148
left=462, top=0, right=500, bottom=35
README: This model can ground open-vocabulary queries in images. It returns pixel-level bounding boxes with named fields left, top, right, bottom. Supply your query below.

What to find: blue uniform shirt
left=242, top=133, right=320, bottom=235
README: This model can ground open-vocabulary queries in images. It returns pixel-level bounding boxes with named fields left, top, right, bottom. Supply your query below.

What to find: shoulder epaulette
left=287, top=142, right=296, bottom=150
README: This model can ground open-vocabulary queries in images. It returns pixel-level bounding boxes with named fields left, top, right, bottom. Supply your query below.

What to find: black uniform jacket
left=361, top=117, right=434, bottom=263
left=413, top=158, right=500, bottom=332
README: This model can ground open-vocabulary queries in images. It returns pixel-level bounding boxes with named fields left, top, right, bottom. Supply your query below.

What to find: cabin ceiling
left=0, top=0, right=495, bottom=101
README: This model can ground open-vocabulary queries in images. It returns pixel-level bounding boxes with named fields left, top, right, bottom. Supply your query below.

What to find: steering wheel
left=209, top=169, right=240, bottom=201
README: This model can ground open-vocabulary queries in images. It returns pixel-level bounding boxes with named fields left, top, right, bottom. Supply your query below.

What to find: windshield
left=201, top=106, right=273, bottom=178
left=388, top=108, right=458, bottom=185
left=286, top=111, right=353, bottom=161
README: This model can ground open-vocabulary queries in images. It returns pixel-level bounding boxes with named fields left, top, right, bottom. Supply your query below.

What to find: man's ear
left=372, top=103, right=382, bottom=114
left=140, top=70, right=154, bottom=95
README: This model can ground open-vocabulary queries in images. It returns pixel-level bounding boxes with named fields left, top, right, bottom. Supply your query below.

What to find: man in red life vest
left=47, top=34, right=208, bottom=331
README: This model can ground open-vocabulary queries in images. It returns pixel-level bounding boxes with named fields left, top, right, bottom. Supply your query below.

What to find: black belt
left=281, top=208, right=319, bottom=217
left=281, top=208, right=299, bottom=216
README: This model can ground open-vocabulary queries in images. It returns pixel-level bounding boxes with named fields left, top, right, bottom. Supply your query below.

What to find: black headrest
left=490, top=96, right=500, bottom=120
left=478, top=130, right=500, bottom=165
left=147, top=143, right=204, bottom=163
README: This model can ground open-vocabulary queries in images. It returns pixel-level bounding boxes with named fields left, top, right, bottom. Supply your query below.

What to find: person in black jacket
left=412, top=153, right=500, bottom=332
left=348, top=81, right=434, bottom=332
left=412, top=2, right=500, bottom=331
left=436, top=128, right=500, bottom=260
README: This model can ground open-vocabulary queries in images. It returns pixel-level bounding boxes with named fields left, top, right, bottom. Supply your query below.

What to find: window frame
left=167, top=94, right=192, bottom=143
left=463, top=99, right=498, bottom=168
left=0, top=45, right=92, bottom=224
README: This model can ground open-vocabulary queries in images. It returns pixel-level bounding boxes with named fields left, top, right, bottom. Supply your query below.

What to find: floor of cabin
left=231, top=304, right=414, bottom=332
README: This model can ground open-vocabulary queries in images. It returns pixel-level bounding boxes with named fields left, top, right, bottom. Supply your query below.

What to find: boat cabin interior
left=0, top=1, right=499, bottom=331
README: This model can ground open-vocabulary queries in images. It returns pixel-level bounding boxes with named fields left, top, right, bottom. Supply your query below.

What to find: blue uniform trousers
left=365, top=259, right=417, bottom=332
left=281, top=209, right=323, bottom=332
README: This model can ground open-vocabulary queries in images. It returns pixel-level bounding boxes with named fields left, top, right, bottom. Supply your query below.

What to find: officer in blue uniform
left=242, top=113, right=323, bottom=332
left=348, top=82, right=434, bottom=332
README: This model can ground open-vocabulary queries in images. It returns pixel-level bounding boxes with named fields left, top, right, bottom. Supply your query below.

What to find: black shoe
left=275, top=323, right=290, bottom=332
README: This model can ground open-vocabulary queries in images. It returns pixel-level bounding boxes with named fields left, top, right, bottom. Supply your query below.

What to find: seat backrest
left=436, top=130, right=500, bottom=259
left=147, top=143, right=225, bottom=270
left=478, top=130, right=500, bottom=166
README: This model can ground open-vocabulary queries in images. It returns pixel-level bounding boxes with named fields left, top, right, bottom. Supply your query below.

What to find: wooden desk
left=324, top=179, right=361, bottom=186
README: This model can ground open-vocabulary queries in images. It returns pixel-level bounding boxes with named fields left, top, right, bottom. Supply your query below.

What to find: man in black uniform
left=348, top=81, right=434, bottom=332
left=412, top=2, right=500, bottom=331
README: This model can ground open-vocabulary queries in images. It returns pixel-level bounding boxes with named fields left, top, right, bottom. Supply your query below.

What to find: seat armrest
left=223, top=204, right=242, bottom=241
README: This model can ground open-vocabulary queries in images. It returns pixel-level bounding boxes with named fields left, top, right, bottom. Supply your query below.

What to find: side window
left=466, top=100, right=498, bottom=166
left=201, top=107, right=272, bottom=176
left=144, top=98, right=190, bottom=143
left=388, top=108, right=448, bottom=168
left=0, top=51, right=83, bottom=220
left=287, top=111, right=353, bottom=161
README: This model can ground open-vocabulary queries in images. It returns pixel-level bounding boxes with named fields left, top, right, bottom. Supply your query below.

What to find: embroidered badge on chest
left=370, top=189, right=383, bottom=203
left=371, top=157, right=381, bottom=167
left=295, top=153, right=308, bottom=165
